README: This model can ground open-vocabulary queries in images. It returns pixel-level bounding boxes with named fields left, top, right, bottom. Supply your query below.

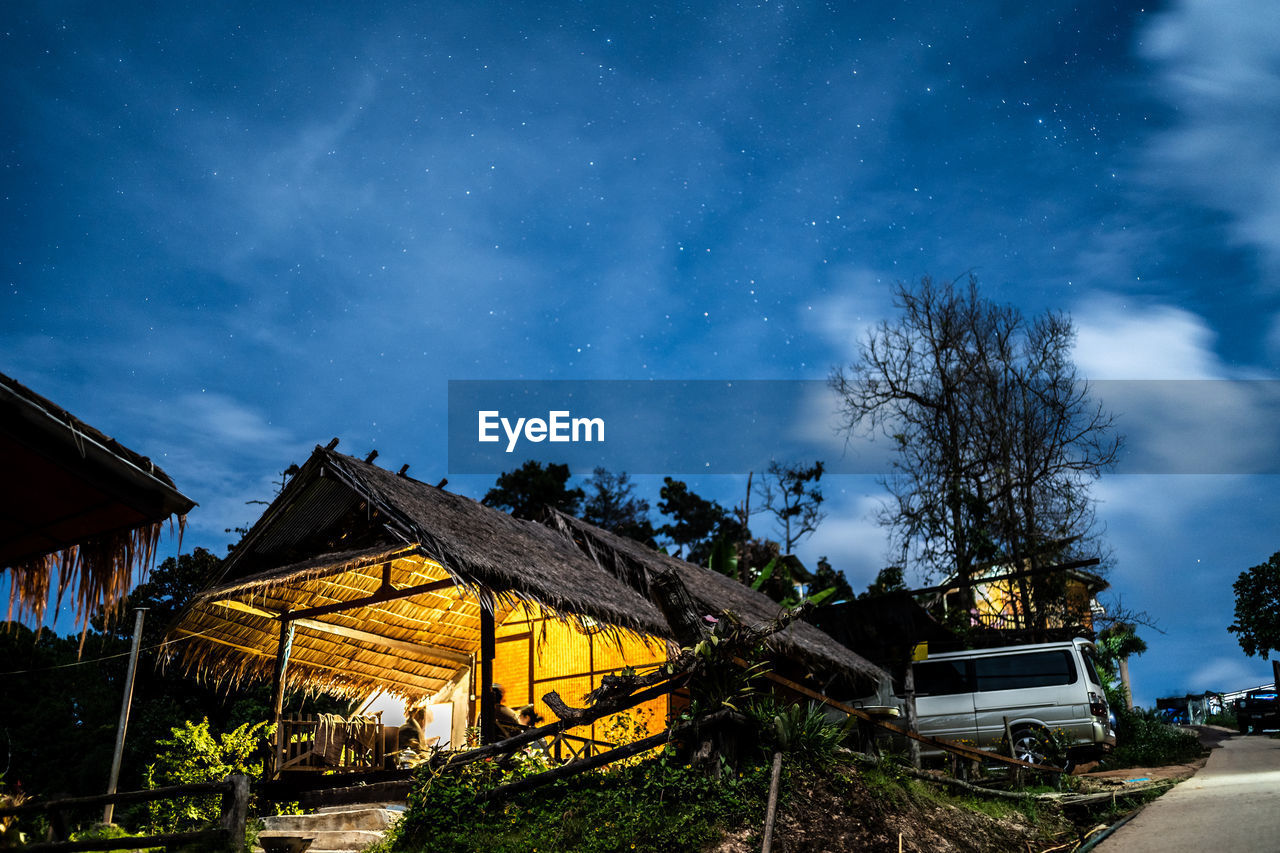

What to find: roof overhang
left=169, top=543, right=659, bottom=702
left=1, top=371, right=196, bottom=624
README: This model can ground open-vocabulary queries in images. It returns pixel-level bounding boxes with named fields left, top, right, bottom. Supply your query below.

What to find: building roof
left=0, top=370, right=195, bottom=626
left=169, top=445, right=885, bottom=701
left=544, top=508, right=886, bottom=692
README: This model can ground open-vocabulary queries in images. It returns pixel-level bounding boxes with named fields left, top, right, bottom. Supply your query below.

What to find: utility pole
left=103, top=608, right=146, bottom=825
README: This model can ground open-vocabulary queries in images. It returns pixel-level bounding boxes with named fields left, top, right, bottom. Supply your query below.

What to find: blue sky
left=4, top=0, right=1280, bottom=705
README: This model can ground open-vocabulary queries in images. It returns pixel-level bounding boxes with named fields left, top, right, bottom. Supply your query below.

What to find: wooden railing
left=547, top=731, right=615, bottom=763
left=274, top=713, right=388, bottom=776
left=0, top=775, right=248, bottom=853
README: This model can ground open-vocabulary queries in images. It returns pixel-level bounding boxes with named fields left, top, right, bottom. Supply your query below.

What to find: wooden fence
left=0, top=775, right=248, bottom=853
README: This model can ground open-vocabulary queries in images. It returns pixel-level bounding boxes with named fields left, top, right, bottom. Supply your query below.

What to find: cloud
left=806, top=267, right=899, bottom=362
left=121, top=391, right=312, bottom=547
left=1072, top=293, right=1221, bottom=380
left=1138, top=0, right=1280, bottom=273
left=1072, top=294, right=1280, bottom=474
left=796, top=486, right=895, bottom=588
left=1186, top=655, right=1266, bottom=695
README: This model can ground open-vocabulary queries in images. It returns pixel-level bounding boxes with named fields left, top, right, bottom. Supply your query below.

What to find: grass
left=383, top=751, right=774, bottom=853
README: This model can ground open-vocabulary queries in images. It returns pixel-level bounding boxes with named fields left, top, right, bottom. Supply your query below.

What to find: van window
left=1080, top=647, right=1104, bottom=687
left=973, top=650, right=1077, bottom=692
left=914, top=660, right=970, bottom=696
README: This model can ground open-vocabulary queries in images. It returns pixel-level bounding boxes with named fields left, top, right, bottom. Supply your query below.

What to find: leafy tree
left=753, top=460, right=826, bottom=554
left=812, top=557, right=856, bottom=605
left=859, top=566, right=907, bottom=599
left=709, top=543, right=850, bottom=608
left=580, top=468, right=656, bottom=545
left=1229, top=551, right=1280, bottom=660
left=0, top=623, right=124, bottom=797
left=94, top=547, right=223, bottom=647
left=482, top=461, right=584, bottom=520
left=1095, top=622, right=1148, bottom=709
left=657, top=478, right=744, bottom=565
left=829, top=276, right=1120, bottom=633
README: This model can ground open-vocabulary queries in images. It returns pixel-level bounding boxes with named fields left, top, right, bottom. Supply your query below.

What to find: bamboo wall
left=492, top=602, right=669, bottom=746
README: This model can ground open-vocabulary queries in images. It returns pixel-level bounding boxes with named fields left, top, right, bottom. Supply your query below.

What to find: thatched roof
left=170, top=445, right=886, bottom=701
left=1, top=370, right=195, bottom=627
left=170, top=446, right=672, bottom=701
left=543, top=509, right=886, bottom=693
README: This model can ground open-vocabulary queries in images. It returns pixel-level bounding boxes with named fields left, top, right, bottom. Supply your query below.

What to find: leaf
left=751, top=558, right=776, bottom=591
left=708, top=537, right=738, bottom=577
left=805, top=586, right=838, bottom=607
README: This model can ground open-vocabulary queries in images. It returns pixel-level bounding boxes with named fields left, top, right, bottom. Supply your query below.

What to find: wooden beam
left=213, top=599, right=471, bottom=665
left=301, top=620, right=471, bottom=665
left=479, top=605, right=496, bottom=744
left=284, top=576, right=460, bottom=621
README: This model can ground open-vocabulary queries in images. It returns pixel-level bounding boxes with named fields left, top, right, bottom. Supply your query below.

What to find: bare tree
left=753, top=460, right=826, bottom=554
left=830, top=276, right=1121, bottom=631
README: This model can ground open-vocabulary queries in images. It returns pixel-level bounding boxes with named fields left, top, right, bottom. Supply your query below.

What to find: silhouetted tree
left=1230, top=551, right=1280, bottom=660
left=581, top=468, right=656, bottom=545
left=859, top=565, right=907, bottom=599
left=482, top=461, right=584, bottom=520
left=811, top=556, right=856, bottom=604
left=657, top=477, right=744, bottom=565
left=753, top=460, right=826, bottom=554
left=830, top=275, right=1120, bottom=633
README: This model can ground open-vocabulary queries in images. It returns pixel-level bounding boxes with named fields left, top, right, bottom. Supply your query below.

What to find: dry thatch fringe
left=4, top=515, right=184, bottom=641
left=544, top=508, right=887, bottom=691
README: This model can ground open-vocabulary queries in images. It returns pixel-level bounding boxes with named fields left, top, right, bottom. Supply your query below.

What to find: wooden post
left=1003, top=716, right=1022, bottom=788
left=268, top=619, right=295, bottom=779
left=761, top=751, right=783, bottom=853
left=48, top=806, right=69, bottom=842
left=104, top=608, right=147, bottom=825
left=903, top=663, right=921, bottom=769
left=479, top=603, right=496, bottom=744
left=219, top=774, right=249, bottom=852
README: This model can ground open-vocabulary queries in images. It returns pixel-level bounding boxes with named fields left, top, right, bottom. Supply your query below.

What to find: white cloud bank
left=1072, top=293, right=1221, bottom=380
left=1140, top=0, right=1280, bottom=274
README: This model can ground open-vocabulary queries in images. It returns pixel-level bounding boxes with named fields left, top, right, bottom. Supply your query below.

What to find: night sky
left=5, top=0, right=1280, bottom=705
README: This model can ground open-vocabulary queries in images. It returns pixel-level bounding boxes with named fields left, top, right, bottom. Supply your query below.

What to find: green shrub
left=1104, top=707, right=1202, bottom=768
left=142, top=719, right=269, bottom=834
left=389, top=748, right=772, bottom=853
left=1205, top=710, right=1238, bottom=729
left=746, top=699, right=850, bottom=766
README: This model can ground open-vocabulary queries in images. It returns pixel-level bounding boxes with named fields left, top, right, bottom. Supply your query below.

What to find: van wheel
left=1009, top=726, right=1054, bottom=766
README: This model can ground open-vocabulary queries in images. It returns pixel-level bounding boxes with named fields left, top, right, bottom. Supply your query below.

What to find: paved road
left=1097, top=733, right=1280, bottom=852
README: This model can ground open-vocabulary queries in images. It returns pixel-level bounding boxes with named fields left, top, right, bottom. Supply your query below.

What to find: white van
left=908, top=638, right=1116, bottom=767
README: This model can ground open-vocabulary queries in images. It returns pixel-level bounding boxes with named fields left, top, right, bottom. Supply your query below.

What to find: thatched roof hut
left=544, top=509, right=885, bottom=694
left=1, top=370, right=195, bottom=627
left=169, top=445, right=886, bottom=707
left=171, top=446, right=670, bottom=701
